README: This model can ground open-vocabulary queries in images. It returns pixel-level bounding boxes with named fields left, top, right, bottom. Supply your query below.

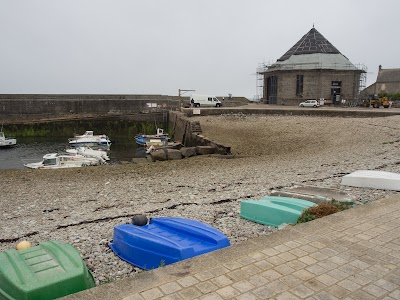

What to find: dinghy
left=341, top=170, right=400, bottom=191
left=240, top=196, right=315, bottom=227
left=110, top=217, right=230, bottom=270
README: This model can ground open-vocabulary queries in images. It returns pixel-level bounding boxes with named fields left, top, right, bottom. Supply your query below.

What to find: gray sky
left=1, top=0, right=399, bottom=99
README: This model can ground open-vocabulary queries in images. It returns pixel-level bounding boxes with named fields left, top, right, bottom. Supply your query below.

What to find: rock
left=196, top=146, right=215, bottom=155
left=165, top=149, right=182, bottom=160
left=150, top=149, right=167, bottom=161
left=180, top=147, right=197, bottom=158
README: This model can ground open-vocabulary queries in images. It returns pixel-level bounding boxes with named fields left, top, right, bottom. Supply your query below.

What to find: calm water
left=0, top=135, right=144, bottom=170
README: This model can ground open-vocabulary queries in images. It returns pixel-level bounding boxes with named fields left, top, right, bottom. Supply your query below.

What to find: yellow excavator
left=368, top=94, right=390, bottom=108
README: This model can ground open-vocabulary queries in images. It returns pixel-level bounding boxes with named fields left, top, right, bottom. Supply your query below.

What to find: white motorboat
left=0, top=131, right=17, bottom=147
left=66, top=146, right=110, bottom=163
left=341, top=170, right=400, bottom=191
left=68, top=131, right=112, bottom=149
left=24, top=153, right=101, bottom=169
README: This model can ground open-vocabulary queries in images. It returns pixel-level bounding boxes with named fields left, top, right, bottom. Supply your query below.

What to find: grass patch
left=297, top=200, right=351, bottom=224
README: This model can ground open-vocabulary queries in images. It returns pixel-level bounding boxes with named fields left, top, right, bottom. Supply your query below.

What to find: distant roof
left=377, top=68, right=400, bottom=83
left=278, top=27, right=341, bottom=62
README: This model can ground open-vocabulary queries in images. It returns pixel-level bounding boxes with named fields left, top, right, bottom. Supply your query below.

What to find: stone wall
left=0, top=94, right=182, bottom=121
left=264, top=69, right=361, bottom=105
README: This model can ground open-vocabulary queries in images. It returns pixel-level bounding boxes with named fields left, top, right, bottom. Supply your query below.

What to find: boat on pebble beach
left=24, top=152, right=103, bottom=169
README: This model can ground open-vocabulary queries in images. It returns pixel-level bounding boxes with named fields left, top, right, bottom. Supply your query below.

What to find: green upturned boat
left=240, top=196, right=315, bottom=227
left=0, top=240, right=95, bottom=300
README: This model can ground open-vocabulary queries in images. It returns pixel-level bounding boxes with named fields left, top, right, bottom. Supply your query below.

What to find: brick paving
left=65, top=195, right=400, bottom=300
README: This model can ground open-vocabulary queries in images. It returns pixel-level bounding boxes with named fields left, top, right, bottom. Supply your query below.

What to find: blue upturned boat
left=134, top=128, right=169, bottom=146
left=110, top=217, right=230, bottom=270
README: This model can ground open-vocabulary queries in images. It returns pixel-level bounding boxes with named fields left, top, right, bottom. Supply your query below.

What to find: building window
left=296, top=75, right=304, bottom=96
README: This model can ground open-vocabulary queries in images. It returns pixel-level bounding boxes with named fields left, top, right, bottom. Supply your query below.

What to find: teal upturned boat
left=240, top=196, right=315, bottom=227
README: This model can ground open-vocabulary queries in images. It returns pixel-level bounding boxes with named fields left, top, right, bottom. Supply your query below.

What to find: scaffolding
left=255, top=61, right=367, bottom=102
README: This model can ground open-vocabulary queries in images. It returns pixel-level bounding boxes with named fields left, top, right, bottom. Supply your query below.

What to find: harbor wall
left=0, top=94, right=181, bottom=121
left=168, top=111, right=231, bottom=155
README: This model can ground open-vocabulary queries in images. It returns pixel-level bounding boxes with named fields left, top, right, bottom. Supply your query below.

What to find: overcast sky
left=1, top=0, right=399, bottom=99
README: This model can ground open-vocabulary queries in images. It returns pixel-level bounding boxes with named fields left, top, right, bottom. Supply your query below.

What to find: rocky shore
left=1, top=113, right=400, bottom=285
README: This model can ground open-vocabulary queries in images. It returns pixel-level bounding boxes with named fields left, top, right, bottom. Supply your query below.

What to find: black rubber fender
left=131, top=214, right=148, bottom=226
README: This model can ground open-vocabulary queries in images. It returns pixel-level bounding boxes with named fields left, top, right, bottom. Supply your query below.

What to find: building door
left=331, top=81, right=341, bottom=106
left=266, top=76, right=278, bottom=104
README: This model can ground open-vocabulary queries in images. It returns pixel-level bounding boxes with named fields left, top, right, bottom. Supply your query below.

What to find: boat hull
left=240, top=196, right=315, bottom=227
left=0, top=241, right=95, bottom=300
left=110, top=217, right=230, bottom=270
left=341, top=170, right=400, bottom=191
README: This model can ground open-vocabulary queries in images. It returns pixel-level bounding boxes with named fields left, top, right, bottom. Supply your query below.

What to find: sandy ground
left=1, top=113, right=400, bottom=284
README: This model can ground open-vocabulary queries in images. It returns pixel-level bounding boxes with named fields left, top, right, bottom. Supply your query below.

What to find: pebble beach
left=1, top=113, right=400, bottom=285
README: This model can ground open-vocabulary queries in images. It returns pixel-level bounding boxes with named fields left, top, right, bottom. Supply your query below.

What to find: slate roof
left=278, top=27, right=341, bottom=62
left=261, top=27, right=363, bottom=72
left=377, top=68, right=400, bottom=83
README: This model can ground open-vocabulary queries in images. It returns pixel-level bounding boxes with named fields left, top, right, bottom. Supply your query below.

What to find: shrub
left=297, top=200, right=351, bottom=224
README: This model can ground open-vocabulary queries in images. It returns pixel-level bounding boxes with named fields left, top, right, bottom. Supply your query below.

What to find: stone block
left=180, top=147, right=197, bottom=158
left=166, top=149, right=182, bottom=160
left=196, top=146, right=215, bottom=155
left=150, top=149, right=167, bottom=161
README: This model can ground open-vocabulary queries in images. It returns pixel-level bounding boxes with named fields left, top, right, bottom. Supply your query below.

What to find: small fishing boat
left=134, top=128, right=169, bottom=146
left=110, top=216, right=230, bottom=270
left=0, top=240, right=95, bottom=300
left=341, top=170, right=400, bottom=191
left=24, top=152, right=102, bottom=169
left=66, top=146, right=110, bottom=162
left=68, top=131, right=112, bottom=149
left=240, top=196, right=315, bottom=227
left=0, top=131, right=17, bottom=148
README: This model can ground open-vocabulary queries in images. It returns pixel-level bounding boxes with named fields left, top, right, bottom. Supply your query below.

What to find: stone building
left=258, top=27, right=366, bottom=106
left=362, top=65, right=400, bottom=97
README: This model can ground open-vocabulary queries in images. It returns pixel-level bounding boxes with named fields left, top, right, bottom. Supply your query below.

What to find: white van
left=190, top=95, right=222, bottom=107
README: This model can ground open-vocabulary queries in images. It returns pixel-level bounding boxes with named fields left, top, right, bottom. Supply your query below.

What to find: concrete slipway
left=64, top=194, right=400, bottom=300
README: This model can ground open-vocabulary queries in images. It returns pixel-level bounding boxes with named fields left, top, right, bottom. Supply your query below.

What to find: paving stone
left=177, top=276, right=199, bottom=288
left=293, top=269, right=315, bottom=281
left=348, top=289, right=376, bottom=300
left=252, top=286, right=276, bottom=299
left=199, top=292, right=224, bottom=300
left=315, top=274, right=338, bottom=286
left=178, top=287, right=201, bottom=300
left=235, top=292, right=258, bottom=300
left=231, top=280, right=255, bottom=293
left=325, top=284, right=350, bottom=299
left=195, top=281, right=218, bottom=294
left=375, top=278, right=398, bottom=292
left=326, top=269, right=349, bottom=281
left=254, top=259, right=274, bottom=270
left=248, top=274, right=269, bottom=287
left=141, top=288, right=164, bottom=300
left=337, top=279, right=361, bottom=292
left=160, top=282, right=182, bottom=295
left=194, top=271, right=215, bottom=282
left=267, top=280, right=290, bottom=294
left=275, top=291, right=301, bottom=300
left=216, top=286, right=240, bottom=299
left=210, top=275, right=233, bottom=287
left=279, top=275, right=302, bottom=287
left=262, top=269, right=283, bottom=281
left=299, top=256, right=318, bottom=265
left=306, top=264, right=327, bottom=275
left=275, top=264, right=296, bottom=276
left=261, top=248, right=281, bottom=256
left=313, top=291, right=340, bottom=300
left=363, top=284, right=388, bottom=297
left=286, top=260, right=307, bottom=271
left=290, top=284, right=315, bottom=298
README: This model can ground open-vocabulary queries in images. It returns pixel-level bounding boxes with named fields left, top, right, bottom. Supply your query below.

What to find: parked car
left=299, top=100, right=320, bottom=108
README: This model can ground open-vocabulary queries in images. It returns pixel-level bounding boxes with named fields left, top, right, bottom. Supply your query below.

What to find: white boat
left=24, top=153, right=102, bottom=169
left=0, top=131, right=17, bottom=147
left=66, top=146, right=110, bottom=163
left=68, top=131, right=112, bottom=149
left=341, top=170, right=400, bottom=191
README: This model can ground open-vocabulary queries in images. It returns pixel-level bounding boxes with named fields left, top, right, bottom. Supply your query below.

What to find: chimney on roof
left=379, top=65, right=382, bottom=71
